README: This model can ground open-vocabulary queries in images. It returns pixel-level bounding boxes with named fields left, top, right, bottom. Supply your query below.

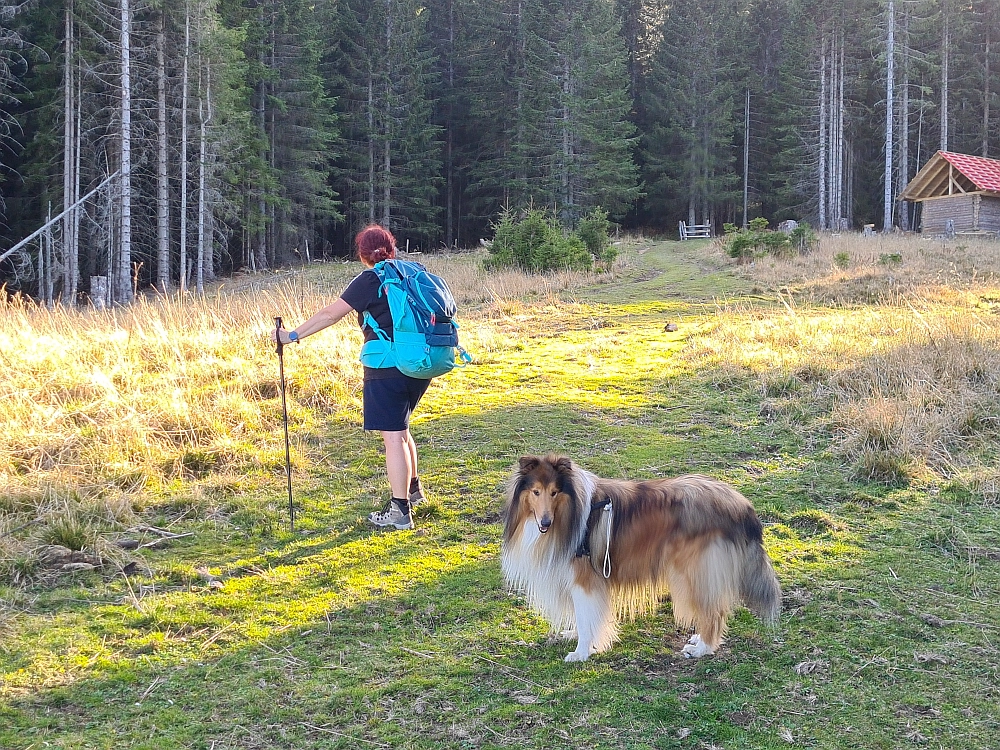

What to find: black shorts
left=362, top=374, right=431, bottom=432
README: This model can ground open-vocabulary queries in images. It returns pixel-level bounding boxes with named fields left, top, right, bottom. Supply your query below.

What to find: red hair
left=355, top=225, right=397, bottom=265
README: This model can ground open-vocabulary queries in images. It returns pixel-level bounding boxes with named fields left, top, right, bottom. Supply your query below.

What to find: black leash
left=275, top=316, right=295, bottom=532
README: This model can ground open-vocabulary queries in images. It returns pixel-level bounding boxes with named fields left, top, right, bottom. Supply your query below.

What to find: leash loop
left=602, top=500, right=613, bottom=579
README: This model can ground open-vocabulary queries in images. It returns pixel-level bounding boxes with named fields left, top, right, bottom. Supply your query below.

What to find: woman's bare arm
left=275, top=297, right=355, bottom=345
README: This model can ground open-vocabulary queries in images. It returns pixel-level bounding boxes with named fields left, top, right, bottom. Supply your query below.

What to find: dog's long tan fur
left=501, top=454, right=781, bottom=662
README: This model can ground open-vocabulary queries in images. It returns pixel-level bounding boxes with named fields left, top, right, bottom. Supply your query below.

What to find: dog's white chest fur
left=501, top=521, right=578, bottom=631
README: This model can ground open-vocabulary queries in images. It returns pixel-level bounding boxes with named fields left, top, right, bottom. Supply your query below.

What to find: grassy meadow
left=1, top=234, right=999, bottom=749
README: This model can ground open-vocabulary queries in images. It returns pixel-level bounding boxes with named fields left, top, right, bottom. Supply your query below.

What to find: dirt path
left=579, top=238, right=749, bottom=304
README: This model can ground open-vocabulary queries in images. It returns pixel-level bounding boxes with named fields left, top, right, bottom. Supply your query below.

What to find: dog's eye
left=532, top=489, right=540, bottom=496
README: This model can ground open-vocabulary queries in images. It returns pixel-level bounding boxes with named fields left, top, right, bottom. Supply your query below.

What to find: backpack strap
left=364, top=262, right=397, bottom=341
left=362, top=311, right=390, bottom=342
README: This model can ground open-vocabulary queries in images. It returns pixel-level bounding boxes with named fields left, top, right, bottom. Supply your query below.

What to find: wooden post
left=90, top=276, right=109, bottom=309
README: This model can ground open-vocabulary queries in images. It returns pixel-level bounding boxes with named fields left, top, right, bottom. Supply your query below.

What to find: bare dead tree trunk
left=205, top=72, right=215, bottom=285
left=180, top=5, right=190, bottom=292
left=117, top=0, right=133, bottom=304
left=268, top=28, right=276, bottom=265
left=42, top=203, right=53, bottom=305
left=516, top=0, right=526, bottom=189
left=445, top=0, right=455, bottom=247
left=833, top=29, right=845, bottom=226
left=916, top=72, right=924, bottom=170
left=984, top=21, right=991, bottom=157
left=382, top=139, right=391, bottom=227
left=561, top=55, right=572, bottom=224
left=73, top=71, right=81, bottom=289
left=826, top=29, right=843, bottom=229
left=365, top=69, right=375, bottom=225
left=382, top=0, right=392, bottom=228
left=941, top=0, right=950, bottom=151
left=884, top=0, right=895, bottom=231
left=826, top=28, right=843, bottom=229
left=846, top=141, right=855, bottom=225
left=253, top=2, right=268, bottom=272
left=742, top=88, right=749, bottom=229
left=156, top=10, right=170, bottom=291
left=899, top=6, right=911, bottom=231
left=197, top=64, right=212, bottom=293
left=62, top=2, right=76, bottom=301
left=819, top=30, right=827, bottom=230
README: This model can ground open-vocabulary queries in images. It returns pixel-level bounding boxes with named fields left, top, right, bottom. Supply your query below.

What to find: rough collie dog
left=501, top=454, right=781, bottom=662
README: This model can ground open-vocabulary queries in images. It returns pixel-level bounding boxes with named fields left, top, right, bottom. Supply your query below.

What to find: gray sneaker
left=408, top=482, right=427, bottom=508
left=368, top=500, right=414, bottom=530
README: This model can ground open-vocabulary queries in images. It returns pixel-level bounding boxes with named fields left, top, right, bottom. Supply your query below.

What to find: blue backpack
left=359, top=259, right=472, bottom=379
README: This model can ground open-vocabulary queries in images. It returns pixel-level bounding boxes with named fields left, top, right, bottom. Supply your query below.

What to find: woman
left=274, top=224, right=428, bottom=531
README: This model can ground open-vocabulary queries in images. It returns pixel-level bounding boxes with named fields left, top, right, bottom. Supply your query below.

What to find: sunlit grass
left=2, top=237, right=999, bottom=748
left=711, top=230, right=1000, bottom=303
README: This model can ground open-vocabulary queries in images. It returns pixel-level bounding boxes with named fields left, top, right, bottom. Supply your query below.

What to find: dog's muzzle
left=536, top=514, right=552, bottom=533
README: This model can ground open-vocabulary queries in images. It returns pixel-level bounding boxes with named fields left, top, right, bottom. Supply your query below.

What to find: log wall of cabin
left=979, top=197, right=1000, bottom=232
left=921, top=195, right=978, bottom=233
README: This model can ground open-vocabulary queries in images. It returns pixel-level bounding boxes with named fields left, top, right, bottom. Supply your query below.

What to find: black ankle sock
left=392, top=497, right=410, bottom=513
left=409, top=477, right=421, bottom=493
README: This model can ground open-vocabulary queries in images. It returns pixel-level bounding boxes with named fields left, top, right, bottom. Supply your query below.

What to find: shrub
left=484, top=208, right=595, bottom=273
left=577, top=207, right=615, bottom=267
left=789, top=223, right=819, bottom=253
left=485, top=209, right=519, bottom=270
left=719, top=218, right=815, bottom=262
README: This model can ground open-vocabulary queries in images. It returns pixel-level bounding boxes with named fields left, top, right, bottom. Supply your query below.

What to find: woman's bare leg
left=382, top=429, right=415, bottom=500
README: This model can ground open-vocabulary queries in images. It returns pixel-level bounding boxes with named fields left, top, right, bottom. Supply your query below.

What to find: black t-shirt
left=340, top=268, right=399, bottom=379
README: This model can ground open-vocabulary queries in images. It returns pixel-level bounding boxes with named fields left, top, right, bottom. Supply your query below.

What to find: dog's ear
left=551, top=456, right=573, bottom=475
left=518, top=456, right=540, bottom=474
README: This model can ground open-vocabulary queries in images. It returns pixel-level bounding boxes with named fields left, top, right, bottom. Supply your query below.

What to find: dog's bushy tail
left=740, top=543, right=781, bottom=624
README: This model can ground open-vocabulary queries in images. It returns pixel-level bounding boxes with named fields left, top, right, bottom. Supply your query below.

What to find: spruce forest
left=0, top=0, right=998, bottom=302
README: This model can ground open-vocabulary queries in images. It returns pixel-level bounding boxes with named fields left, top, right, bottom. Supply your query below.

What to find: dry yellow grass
left=3, top=233, right=998, bottom=578
left=693, top=232, right=1000, bottom=486
left=0, top=251, right=625, bottom=505
left=710, top=231, right=1000, bottom=302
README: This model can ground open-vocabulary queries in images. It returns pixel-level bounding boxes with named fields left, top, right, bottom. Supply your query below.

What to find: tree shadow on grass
left=7, top=378, right=997, bottom=749
left=3, top=547, right=806, bottom=750
left=2, top=396, right=877, bottom=750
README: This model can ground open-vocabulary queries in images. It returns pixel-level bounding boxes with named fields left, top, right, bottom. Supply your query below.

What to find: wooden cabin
left=900, top=151, right=1000, bottom=236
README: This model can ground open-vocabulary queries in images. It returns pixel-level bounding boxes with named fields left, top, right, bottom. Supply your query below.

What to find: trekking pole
left=275, top=317, right=295, bottom=532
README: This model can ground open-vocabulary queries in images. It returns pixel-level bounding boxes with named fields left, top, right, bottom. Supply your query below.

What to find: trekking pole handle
left=274, top=316, right=283, bottom=355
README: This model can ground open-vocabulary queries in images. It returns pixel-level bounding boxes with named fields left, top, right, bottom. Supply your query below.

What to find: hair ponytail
left=355, top=225, right=398, bottom=266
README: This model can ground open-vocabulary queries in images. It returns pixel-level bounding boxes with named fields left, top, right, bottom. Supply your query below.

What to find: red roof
left=939, top=151, right=1000, bottom=193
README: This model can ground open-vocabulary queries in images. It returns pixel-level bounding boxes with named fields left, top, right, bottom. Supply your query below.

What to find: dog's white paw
left=564, top=650, right=591, bottom=662
left=681, top=634, right=715, bottom=659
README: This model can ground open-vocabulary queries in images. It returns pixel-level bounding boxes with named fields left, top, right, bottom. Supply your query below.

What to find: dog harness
left=576, top=497, right=614, bottom=578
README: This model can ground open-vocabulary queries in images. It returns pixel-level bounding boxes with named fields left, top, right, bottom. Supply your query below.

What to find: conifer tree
left=460, top=0, right=543, bottom=222
left=330, top=0, right=442, bottom=246
left=464, top=0, right=638, bottom=226
left=547, top=0, right=640, bottom=223
left=642, top=0, right=743, bottom=229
